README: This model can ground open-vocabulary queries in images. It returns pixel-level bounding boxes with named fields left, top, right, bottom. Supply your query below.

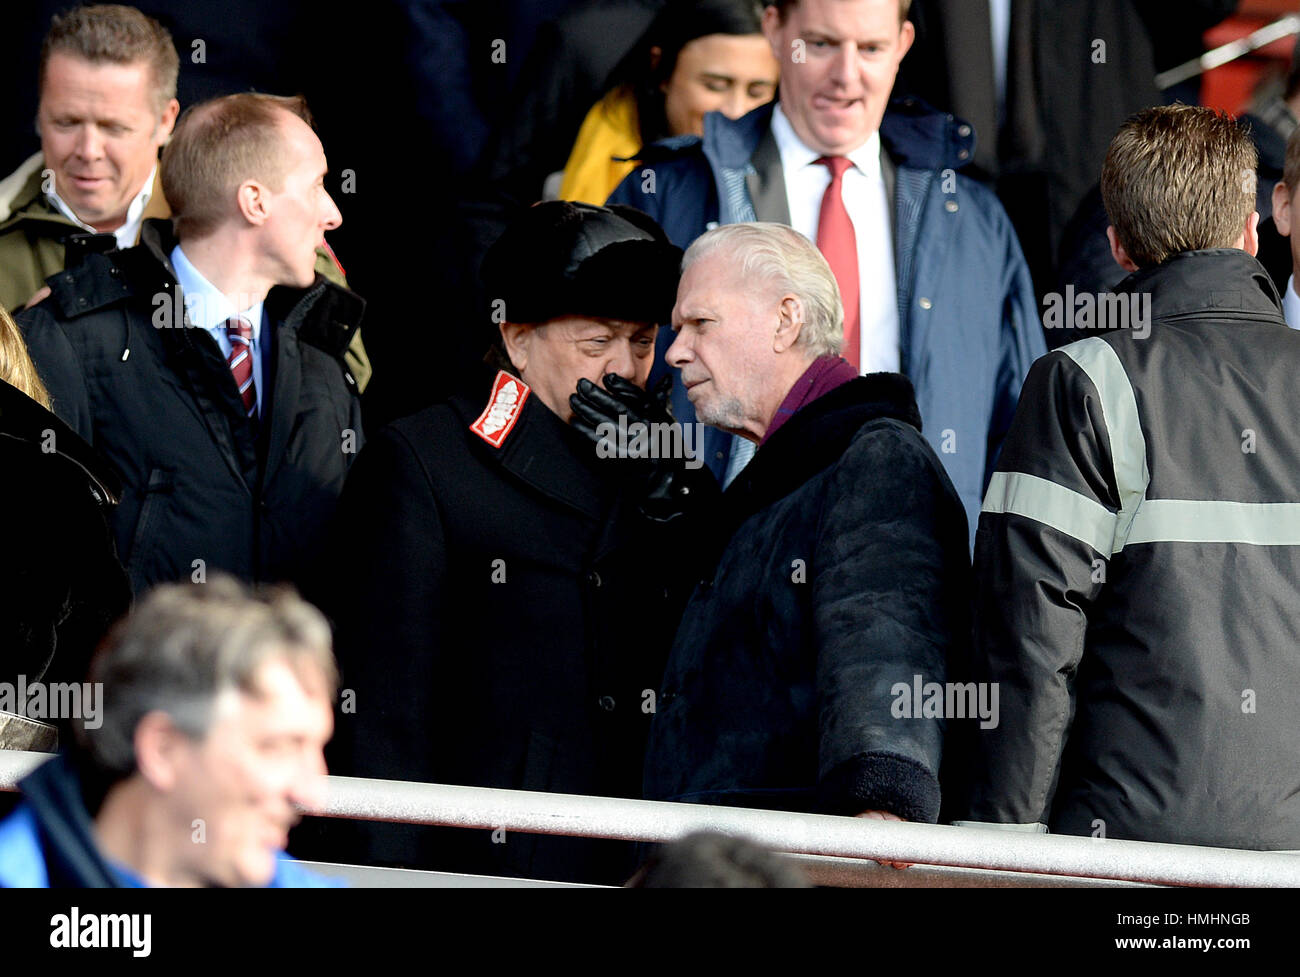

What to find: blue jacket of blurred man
left=0, top=577, right=342, bottom=888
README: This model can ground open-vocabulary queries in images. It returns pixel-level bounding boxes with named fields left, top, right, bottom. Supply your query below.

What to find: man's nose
left=665, top=331, right=690, bottom=368
left=830, top=42, right=856, bottom=86
left=74, top=125, right=104, bottom=160
left=288, top=747, right=329, bottom=812
left=603, top=339, right=638, bottom=381
left=322, top=192, right=342, bottom=231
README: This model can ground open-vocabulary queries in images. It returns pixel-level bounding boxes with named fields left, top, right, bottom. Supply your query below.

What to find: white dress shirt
left=770, top=104, right=900, bottom=374
left=1286, top=275, right=1300, bottom=331
left=990, top=0, right=1013, bottom=127
left=46, top=164, right=157, bottom=251
left=170, top=244, right=267, bottom=417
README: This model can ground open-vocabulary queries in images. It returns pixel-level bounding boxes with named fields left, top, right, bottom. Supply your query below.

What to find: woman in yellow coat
left=559, top=0, right=779, bottom=205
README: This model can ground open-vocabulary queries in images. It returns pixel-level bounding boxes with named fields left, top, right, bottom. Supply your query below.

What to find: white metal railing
left=1156, top=14, right=1300, bottom=89
left=5, top=750, right=1298, bottom=887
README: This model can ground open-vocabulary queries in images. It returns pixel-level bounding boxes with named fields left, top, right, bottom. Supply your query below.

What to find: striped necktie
left=225, top=315, right=257, bottom=418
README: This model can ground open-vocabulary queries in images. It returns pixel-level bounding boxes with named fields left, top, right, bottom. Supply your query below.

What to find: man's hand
left=568, top=373, right=674, bottom=455
left=569, top=374, right=713, bottom=522
left=856, top=809, right=913, bottom=870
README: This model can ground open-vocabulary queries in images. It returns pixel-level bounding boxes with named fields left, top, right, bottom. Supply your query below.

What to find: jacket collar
left=48, top=218, right=364, bottom=358
left=721, top=371, right=922, bottom=535
left=0, top=154, right=170, bottom=234
left=0, top=154, right=70, bottom=232
left=19, top=752, right=123, bottom=888
left=0, top=377, right=122, bottom=503
left=1116, top=249, right=1285, bottom=323
left=641, top=96, right=976, bottom=174
left=45, top=219, right=363, bottom=492
left=452, top=371, right=611, bottom=522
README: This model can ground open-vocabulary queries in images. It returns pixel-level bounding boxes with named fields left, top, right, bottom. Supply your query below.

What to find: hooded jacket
left=607, top=98, right=1045, bottom=546
left=966, top=249, right=1300, bottom=848
left=16, top=218, right=364, bottom=595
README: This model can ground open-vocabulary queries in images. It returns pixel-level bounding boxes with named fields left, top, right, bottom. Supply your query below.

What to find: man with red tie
left=17, top=92, right=364, bottom=595
left=609, top=0, right=1044, bottom=545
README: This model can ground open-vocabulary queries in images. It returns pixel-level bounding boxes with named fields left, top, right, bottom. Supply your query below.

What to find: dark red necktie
left=816, top=156, right=860, bottom=371
left=225, top=315, right=257, bottom=418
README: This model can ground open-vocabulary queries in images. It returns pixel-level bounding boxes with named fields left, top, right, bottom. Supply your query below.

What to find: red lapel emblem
left=469, top=370, right=530, bottom=448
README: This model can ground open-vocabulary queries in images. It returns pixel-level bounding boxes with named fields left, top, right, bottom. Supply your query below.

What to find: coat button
left=945, top=200, right=959, bottom=213
left=958, top=124, right=972, bottom=138
left=958, top=149, right=970, bottom=160
left=919, top=297, right=933, bottom=310
left=598, top=695, right=616, bottom=712
left=587, top=570, right=602, bottom=588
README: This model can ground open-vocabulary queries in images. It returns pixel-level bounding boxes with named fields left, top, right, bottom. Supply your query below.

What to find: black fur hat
left=482, top=201, right=683, bottom=326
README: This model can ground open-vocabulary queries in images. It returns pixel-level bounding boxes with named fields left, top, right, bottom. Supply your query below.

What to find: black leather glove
left=569, top=373, right=673, bottom=459
left=569, top=374, right=715, bottom=521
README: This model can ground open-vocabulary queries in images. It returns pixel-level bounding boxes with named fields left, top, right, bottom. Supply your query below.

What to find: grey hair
left=681, top=222, right=843, bottom=358
left=79, top=574, right=337, bottom=781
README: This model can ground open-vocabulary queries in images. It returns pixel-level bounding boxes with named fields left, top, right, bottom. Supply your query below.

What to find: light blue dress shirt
left=170, top=244, right=267, bottom=417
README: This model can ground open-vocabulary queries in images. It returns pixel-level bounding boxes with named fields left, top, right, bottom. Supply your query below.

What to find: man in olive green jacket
left=1, top=4, right=370, bottom=389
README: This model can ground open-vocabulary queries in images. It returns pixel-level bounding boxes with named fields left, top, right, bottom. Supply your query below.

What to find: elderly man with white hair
left=643, top=222, right=972, bottom=847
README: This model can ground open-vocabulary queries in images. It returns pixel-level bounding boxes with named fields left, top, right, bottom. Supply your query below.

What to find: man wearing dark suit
left=18, top=92, right=364, bottom=594
left=609, top=0, right=1045, bottom=546
left=897, top=0, right=1239, bottom=291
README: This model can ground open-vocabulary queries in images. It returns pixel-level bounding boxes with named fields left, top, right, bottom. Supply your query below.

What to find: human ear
left=499, top=321, right=532, bottom=373
left=773, top=294, right=805, bottom=352
left=1106, top=226, right=1139, bottom=273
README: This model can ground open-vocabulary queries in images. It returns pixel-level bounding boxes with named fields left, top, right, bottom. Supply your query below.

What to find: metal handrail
left=4, top=749, right=1297, bottom=887
left=1156, top=14, right=1300, bottom=90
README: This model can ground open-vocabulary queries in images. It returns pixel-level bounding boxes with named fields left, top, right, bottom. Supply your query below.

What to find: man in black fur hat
left=318, top=201, right=710, bottom=885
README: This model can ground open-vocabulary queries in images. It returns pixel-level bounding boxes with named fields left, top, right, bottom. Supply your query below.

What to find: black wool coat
left=319, top=369, right=701, bottom=884
left=17, top=220, right=364, bottom=594
left=644, top=374, right=973, bottom=824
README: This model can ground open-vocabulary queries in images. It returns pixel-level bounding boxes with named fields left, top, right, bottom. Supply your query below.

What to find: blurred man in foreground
left=0, top=576, right=340, bottom=887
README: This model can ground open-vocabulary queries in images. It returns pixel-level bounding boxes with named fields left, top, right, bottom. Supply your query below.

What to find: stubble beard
left=695, top=392, right=747, bottom=434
